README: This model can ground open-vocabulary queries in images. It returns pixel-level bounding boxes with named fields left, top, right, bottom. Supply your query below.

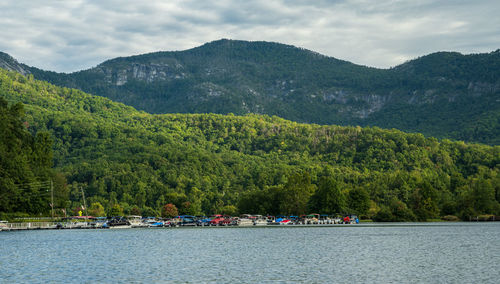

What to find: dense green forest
left=0, top=96, right=67, bottom=216
left=1, top=69, right=499, bottom=221
left=19, top=40, right=500, bottom=144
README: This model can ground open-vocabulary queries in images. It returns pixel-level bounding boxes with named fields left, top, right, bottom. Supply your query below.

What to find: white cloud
left=0, top=0, right=498, bottom=72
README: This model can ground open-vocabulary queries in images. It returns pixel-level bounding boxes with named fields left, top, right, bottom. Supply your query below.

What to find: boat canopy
left=127, top=215, right=142, bottom=219
left=178, top=215, right=195, bottom=219
left=69, top=216, right=95, bottom=219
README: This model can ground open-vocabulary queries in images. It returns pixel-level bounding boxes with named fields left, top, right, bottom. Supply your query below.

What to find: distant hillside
left=1, top=68, right=499, bottom=220
left=1, top=40, right=500, bottom=144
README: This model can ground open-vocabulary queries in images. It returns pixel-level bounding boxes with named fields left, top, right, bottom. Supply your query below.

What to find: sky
left=0, top=0, right=499, bottom=73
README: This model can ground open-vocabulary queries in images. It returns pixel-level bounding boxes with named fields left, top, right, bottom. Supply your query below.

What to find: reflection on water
left=1, top=223, right=499, bottom=283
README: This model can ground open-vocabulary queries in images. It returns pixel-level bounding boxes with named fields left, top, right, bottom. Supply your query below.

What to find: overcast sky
left=0, top=0, right=498, bottom=73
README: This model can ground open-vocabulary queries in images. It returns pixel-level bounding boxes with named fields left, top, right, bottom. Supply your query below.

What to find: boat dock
left=0, top=221, right=360, bottom=231
left=1, top=222, right=58, bottom=231
left=0, top=221, right=111, bottom=231
left=0, top=214, right=361, bottom=231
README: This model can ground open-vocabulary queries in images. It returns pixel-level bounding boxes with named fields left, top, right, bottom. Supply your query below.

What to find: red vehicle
left=208, top=215, right=225, bottom=226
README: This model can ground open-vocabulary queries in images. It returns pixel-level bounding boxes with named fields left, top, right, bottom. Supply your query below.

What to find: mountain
left=1, top=40, right=500, bottom=144
left=1, top=68, right=499, bottom=220
left=0, top=52, right=30, bottom=76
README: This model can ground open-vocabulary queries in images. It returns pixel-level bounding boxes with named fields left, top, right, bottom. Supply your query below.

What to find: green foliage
left=279, top=173, right=316, bottom=215
left=88, top=202, right=105, bottom=217
left=0, top=95, right=56, bottom=214
left=142, top=206, right=159, bottom=217
left=1, top=68, right=499, bottom=220
left=24, top=40, right=500, bottom=145
left=309, top=176, right=346, bottom=214
left=237, top=186, right=282, bottom=216
left=372, top=202, right=417, bottom=222
left=380, top=198, right=416, bottom=222
left=108, top=204, right=123, bottom=217
left=410, top=183, right=440, bottom=221
left=130, top=206, right=141, bottom=216
left=219, top=205, right=238, bottom=216
left=347, top=187, right=371, bottom=217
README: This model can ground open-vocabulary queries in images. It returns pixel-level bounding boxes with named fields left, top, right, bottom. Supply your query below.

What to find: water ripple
left=0, top=223, right=499, bottom=283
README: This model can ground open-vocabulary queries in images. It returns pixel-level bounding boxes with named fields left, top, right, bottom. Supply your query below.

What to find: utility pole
left=50, top=179, right=54, bottom=219
left=80, top=187, right=88, bottom=222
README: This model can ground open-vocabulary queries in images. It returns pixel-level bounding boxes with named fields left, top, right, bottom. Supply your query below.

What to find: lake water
left=1, top=223, right=499, bottom=283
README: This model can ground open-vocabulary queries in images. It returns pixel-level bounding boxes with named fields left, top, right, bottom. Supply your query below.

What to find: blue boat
left=144, top=217, right=164, bottom=227
left=178, top=215, right=196, bottom=226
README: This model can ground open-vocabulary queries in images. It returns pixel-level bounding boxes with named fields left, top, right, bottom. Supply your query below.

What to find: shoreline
left=2, top=221, right=498, bottom=232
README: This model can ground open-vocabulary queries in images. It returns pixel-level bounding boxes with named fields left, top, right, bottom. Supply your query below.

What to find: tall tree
left=347, top=187, right=371, bottom=216
left=279, top=172, right=316, bottom=215
left=309, top=176, right=346, bottom=214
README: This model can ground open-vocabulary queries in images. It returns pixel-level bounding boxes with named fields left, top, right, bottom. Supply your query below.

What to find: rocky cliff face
left=0, top=52, right=30, bottom=76
left=92, top=61, right=187, bottom=86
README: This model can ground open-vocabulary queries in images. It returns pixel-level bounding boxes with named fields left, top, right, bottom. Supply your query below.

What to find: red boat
left=208, top=214, right=225, bottom=226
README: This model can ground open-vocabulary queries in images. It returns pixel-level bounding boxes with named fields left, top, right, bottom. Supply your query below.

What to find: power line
left=8, top=179, right=55, bottom=219
left=12, top=181, right=51, bottom=189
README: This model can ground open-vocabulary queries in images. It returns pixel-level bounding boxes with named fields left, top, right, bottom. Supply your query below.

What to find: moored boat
left=332, top=215, right=342, bottom=224
left=89, top=217, right=108, bottom=228
left=343, top=215, right=359, bottom=224
left=304, top=214, right=320, bottom=224
left=208, top=215, right=225, bottom=226
left=144, top=217, right=164, bottom=227
left=104, top=216, right=131, bottom=229
left=0, top=220, right=8, bottom=231
left=128, top=215, right=148, bottom=228
left=238, top=215, right=254, bottom=226
left=178, top=215, right=197, bottom=226
left=196, top=216, right=211, bottom=226
left=279, top=219, right=293, bottom=225
left=253, top=215, right=268, bottom=226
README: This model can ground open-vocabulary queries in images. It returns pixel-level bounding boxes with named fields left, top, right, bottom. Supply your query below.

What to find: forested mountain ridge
left=1, top=40, right=499, bottom=144
left=1, top=68, right=499, bottom=220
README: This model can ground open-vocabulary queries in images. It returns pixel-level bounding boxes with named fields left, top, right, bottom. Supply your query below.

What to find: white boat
left=0, top=221, right=8, bottom=231
left=238, top=215, right=254, bottom=226
left=127, top=215, right=148, bottom=228
left=332, top=217, right=342, bottom=224
left=253, top=215, right=268, bottom=226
